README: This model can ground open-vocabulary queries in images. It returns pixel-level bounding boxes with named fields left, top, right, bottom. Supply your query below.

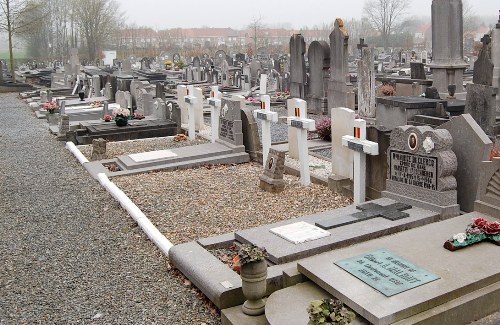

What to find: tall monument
left=429, top=0, right=468, bottom=98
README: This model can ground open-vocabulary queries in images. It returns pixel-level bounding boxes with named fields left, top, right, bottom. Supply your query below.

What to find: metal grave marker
left=335, top=249, right=440, bottom=297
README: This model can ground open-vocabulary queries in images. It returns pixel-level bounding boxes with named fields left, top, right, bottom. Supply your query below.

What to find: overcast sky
left=118, top=0, right=499, bottom=29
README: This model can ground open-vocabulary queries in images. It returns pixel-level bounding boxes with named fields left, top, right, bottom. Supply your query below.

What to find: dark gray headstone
left=410, top=62, right=426, bottom=80
left=289, top=33, right=306, bottom=99
left=424, top=87, right=440, bottom=99
left=328, top=19, right=350, bottom=109
left=219, top=97, right=244, bottom=146
left=473, top=34, right=493, bottom=86
left=307, top=41, right=330, bottom=114
left=156, top=83, right=165, bottom=100
left=166, top=100, right=181, bottom=127
left=464, top=83, right=497, bottom=138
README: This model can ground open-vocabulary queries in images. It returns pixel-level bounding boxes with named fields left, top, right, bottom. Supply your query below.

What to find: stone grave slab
left=63, top=96, right=108, bottom=107
left=235, top=198, right=440, bottom=264
left=298, top=212, right=500, bottom=325
left=129, top=150, right=178, bottom=162
left=270, top=222, right=331, bottom=244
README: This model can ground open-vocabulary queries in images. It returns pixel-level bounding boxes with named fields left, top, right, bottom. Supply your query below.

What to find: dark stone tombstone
left=166, top=100, right=182, bottom=127
left=410, top=62, right=426, bottom=80
left=472, top=34, right=493, bottom=86
left=219, top=97, right=244, bottom=146
left=289, top=33, right=307, bottom=99
left=307, top=40, right=330, bottom=114
left=156, top=82, right=165, bottom=100
left=425, top=87, right=441, bottom=99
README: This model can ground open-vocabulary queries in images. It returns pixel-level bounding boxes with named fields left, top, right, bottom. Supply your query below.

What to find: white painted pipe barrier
left=65, top=141, right=89, bottom=164
left=97, top=173, right=174, bottom=255
left=65, top=142, right=174, bottom=255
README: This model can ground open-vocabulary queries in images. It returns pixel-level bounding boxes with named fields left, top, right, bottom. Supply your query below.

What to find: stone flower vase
left=241, top=259, right=267, bottom=316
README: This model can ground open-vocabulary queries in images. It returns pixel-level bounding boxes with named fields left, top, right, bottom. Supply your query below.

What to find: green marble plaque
left=335, top=249, right=440, bottom=297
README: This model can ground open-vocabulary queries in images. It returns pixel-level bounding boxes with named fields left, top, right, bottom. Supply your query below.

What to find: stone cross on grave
left=357, top=38, right=368, bottom=51
left=287, top=98, right=316, bottom=186
left=316, top=202, right=412, bottom=230
left=341, top=119, right=379, bottom=204
left=184, top=85, right=197, bottom=140
left=208, top=86, right=222, bottom=143
left=253, top=95, right=278, bottom=166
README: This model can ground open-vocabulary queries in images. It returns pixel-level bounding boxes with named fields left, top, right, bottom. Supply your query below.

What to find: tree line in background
left=0, top=0, right=494, bottom=81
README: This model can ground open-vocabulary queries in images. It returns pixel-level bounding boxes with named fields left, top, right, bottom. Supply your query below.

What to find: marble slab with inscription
left=270, top=221, right=331, bottom=244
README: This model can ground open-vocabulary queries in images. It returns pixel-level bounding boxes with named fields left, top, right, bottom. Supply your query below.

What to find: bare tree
left=248, top=16, right=264, bottom=57
left=73, top=0, right=121, bottom=61
left=463, top=0, right=479, bottom=37
left=363, top=0, right=411, bottom=50
left=0, top=0, right=41, bottom=81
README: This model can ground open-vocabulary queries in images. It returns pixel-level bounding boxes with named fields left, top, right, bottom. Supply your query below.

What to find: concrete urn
left=240, top=259, right=267, bottom=316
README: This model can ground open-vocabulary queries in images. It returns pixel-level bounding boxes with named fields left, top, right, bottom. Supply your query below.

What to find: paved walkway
left=0, top=94, right=220, bottom=324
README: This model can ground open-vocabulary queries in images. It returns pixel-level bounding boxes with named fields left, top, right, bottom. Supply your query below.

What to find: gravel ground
left=0, top=93, right=220, bottom=325
left=113, top=163, right=351, bottom=244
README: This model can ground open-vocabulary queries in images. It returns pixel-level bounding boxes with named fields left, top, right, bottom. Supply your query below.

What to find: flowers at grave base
left=133, top=113, right=145, bottom=120
left=103, top=115, right=113, bottom=122
left=246, top=97, right=260, bottom=103
left=490, top=149, right=500, bottom=161
left=173, top=134, right=188, bottom=142
left=444, top=218, right=500, bottom=251
left=380, top=84, right=396, bottom=96
left=90, top=101, right=102, bottom=108
left=112, top=107, right=130, bottom=118
left=313, top=117, right=332, bottom=141
left=42, top=101, right=59, bottom=114
left=272, top=91, right=290, bottom=101
left=306, top=298, right=356, bottom=325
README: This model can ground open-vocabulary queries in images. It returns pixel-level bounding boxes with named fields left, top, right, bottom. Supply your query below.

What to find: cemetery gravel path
left=0, top=93, right=220, bottom=325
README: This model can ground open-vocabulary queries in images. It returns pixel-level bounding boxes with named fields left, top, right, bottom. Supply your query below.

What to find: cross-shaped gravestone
left=287, top=98, right=316, bottom=186
left=184, top=85, right=197, bottom=140
left=357, top=38, right=368, bottom=51
left=208, top=86, right=221, bottom=143
left=259, top=74, right=268, bottom=95
left=316, top=202, right=412, bottom=230
left=253, top=95, right=278, bottom=166
left=341, top=119, right=378, bottom=204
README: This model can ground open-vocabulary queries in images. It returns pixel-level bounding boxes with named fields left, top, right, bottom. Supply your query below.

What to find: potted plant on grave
left=307, top=298, right=356, bottom=325
left=43, top=101, right=59, bottom=125
left=112, top=107, right=130, bottom=127
left=232, top=244, right=268, bottom=316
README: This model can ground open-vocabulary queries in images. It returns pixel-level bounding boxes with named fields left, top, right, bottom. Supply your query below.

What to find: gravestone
left=156, top=83, right=165, bottom=101
left=250, top=60, right=262, bottom=87
left=429, top=0, right=468, bottom=97
left=177, top=85, right=188, bottom=124
left=410, top=62, right=426, bottom=80
left=475, top=157, right=500, bottom=217
left=219, top=96, right=245, bottom=147
left=328, top=19, right=351, bottom=109
left=122, top=59, right=132, bottom=73
left=259, top=148, right=286, bottom=193
left=464, top=84, right=497, bottom=138
left=472, top=34, right=493, bottom=86
left=103, top=82, right=113, bottom=101
left=137, top=88, right=154, bottom=116
left=92, top=75, right=101, bottom=97
left=358, top=46, right=376, bottom=119
left=166, top=100, right=182, bottom=127
left=57, top=114, right=70, bottom=140
left=382, top=125, right=460, bottom=218
left=152, top=98, right=167, bottom=120
left=425, top=87, right=440, bottom=99
left=307, top=41, right=330, bottom=115
left=221, top=60, right=230, bottom=87
left=115, top=90, right=131, bottom=109
left=331, top=107, right=355, bottom=180
left=438, top=114, right=493, bottom=212
left=90, top=138, right=107, bottom=161
left=289, top=34, right=306, bottom=99
left=493, top=13, right=500, bottom=106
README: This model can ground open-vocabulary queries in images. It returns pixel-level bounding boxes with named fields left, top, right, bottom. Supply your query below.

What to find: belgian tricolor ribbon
left=354, top=127, right=361, bottom=139
left=295, top=107, right=300, bottom=117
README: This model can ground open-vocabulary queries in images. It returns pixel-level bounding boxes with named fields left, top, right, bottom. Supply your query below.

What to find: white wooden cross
left=287, top=98, right=316, bottom=186
left=341, top=119, right=379, bottom=204
left=208, top=86, right=222, bottom=143
left=184, top=85, right=197, bottom=140
left=253, top=95, right=278, bottom=166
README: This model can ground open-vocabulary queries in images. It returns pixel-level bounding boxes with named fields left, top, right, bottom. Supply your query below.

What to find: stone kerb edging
left=65, top=142, right=174, bottom=255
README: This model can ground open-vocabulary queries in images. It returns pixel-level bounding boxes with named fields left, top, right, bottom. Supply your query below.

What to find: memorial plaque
left=389, top=150, right=438, bottom=191
left=347, top=141, right=364, bottom=153
left=208, top=99, right=217, bottom=106
left=256, top=112, right=268, bottom=121
left=335, top=249, right=440, bottom=297
left=290, top=120, right=304, bottom=129
left=219, top=118, right=235, bottom=141
left=129, top=150, right=178, bottom=163
left=270, top=222, right=331, bottom=244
